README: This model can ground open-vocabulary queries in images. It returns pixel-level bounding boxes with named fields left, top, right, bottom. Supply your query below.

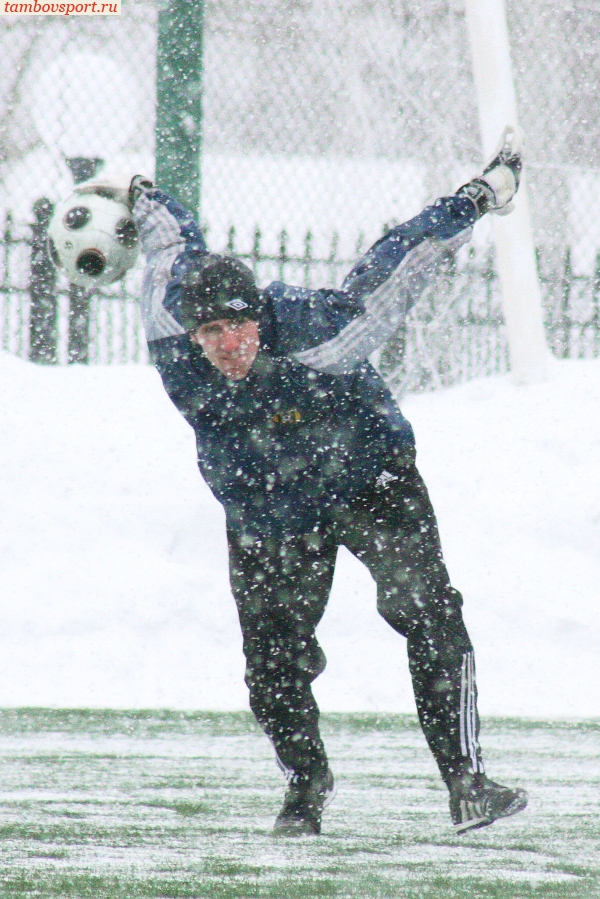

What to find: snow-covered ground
left=1, top=351, right=599, bottom=718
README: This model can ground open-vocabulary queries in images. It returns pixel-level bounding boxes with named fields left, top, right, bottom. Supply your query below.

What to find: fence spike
left=560, top=246, right=572, bottom=359
left=279, top=228, right=288, bottom=260
left=227, top=225, right=236, bottom=254
left=592, top=252, right=600, bottom=303
left=303, top=230, right=313, bottom=287
left=252, top=226, right=261, bottom=257
left=2, top=211, right=13, bottom=288
left=278, top=229, right=288, bottom=281
left=304, top=229, right=312, bottom=260
left=328, top=231, right=339, bottom=264
left=592, top=252, right=600, bottom=355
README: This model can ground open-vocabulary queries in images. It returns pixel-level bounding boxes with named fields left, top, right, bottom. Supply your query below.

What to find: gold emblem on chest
left=272, top=408, right=303, bottom=425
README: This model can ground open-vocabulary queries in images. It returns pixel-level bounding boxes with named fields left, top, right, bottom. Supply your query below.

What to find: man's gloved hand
left=128, top=175, right=154, bottom=207
left=457, top=126, right=523, bottom=217
left=72, top=174, right=154, bottom=210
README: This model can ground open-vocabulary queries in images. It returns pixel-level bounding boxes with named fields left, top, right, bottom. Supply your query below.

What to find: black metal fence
left=2, top=203, right=600, bottom=390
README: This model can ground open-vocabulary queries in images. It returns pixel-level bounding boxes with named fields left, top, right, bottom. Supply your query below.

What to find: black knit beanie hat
left=180, top=254, right=263, bottom=331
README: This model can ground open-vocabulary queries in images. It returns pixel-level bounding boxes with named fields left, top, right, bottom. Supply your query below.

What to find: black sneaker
left=273, top=767, right=336, bottom=836
left=449, top=775, right=528, bottom=834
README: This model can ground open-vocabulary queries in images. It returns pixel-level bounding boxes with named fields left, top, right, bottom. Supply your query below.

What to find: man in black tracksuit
left=119, top=129, right=527, bottom=835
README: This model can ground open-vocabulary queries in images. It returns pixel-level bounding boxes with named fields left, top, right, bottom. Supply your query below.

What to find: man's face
left=190, top=318, right=260, bottom=380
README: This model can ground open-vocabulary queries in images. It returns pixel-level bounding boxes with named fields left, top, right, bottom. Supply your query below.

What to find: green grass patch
left=0, top=709, right=598, bottom=898
left=0, top=872, right=593, bottom=899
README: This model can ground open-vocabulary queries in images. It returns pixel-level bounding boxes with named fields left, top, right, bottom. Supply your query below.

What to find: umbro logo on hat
left=180, top=255, right=263, bottom=330
left=226, top=298, right=249, bottom=311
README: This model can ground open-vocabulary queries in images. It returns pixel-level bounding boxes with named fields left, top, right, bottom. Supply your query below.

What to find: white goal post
left=464, top=0, right=548, bottom=384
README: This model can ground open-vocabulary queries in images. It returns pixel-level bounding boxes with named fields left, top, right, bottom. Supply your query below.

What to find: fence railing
left=2, top=204, right=600, bottom=390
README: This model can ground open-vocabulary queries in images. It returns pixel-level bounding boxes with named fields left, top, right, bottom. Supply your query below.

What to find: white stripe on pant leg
left=467, top=652, right=484, bottom=773
left=471, top=653, right=479, bottom=772
left=459, top=653, right=468, bottom=758
left=460, top=651, right=483, bottom=774
left=467, top=652, right=476, bottom=771
left=468, top=652, right=478, bottom=771
left=274, top=749, right=294, bottom=781
left=473, top=654, right=484, bottom=773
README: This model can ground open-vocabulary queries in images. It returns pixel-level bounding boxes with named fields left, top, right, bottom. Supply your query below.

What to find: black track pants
left=227, top=459, right=484, bottom=785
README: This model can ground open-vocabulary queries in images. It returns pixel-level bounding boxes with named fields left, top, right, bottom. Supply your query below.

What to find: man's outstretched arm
left=289, top=126, right=523, bottom=375
left=290, top=194, right=477, bottom=375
